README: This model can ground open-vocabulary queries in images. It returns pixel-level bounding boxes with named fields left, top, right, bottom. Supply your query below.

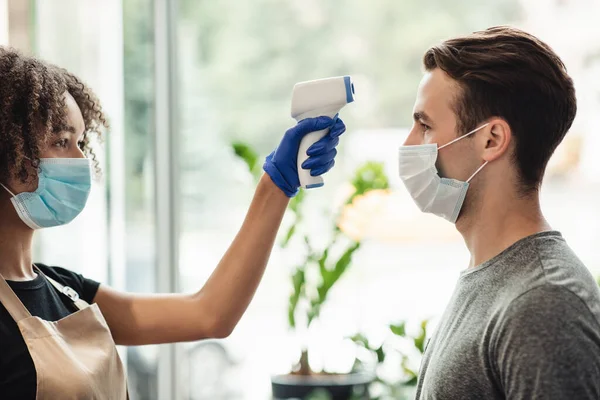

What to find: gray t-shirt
left=416, top=231, right=600, bottom=400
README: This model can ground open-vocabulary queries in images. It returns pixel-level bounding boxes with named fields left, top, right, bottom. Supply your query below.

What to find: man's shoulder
left=493, top=233, right=600, bottom=321
left=496, top=283, right=600, bottom=339
left=508, top=283, right=598, bottom=315
left=532, top=234, right=596, bottom=287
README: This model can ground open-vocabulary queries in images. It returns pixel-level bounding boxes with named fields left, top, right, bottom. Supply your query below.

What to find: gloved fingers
left=306, top=118, right=345, bottom=156
left=301, top=148, right=337, bottom=170
left=287, top=116, right=335, bottom=140
left=329, top=118, right=346, bottom=138
left=306, top=135, right=339, bottom=156
left=310, top=159, right=335, bottom=176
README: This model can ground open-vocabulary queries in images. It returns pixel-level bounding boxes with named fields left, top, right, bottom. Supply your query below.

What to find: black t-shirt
left=0, top=263, right=100, bottom=400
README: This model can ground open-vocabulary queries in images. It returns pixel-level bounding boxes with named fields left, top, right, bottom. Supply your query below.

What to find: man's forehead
left=413, top=69, right=459, bottom=122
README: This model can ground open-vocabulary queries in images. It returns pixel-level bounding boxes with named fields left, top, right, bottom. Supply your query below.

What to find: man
left=397, top=26, right=600, bottom=399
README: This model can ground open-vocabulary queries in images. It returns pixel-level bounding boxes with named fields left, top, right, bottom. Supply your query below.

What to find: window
left=13, top=0, right=600, bottom=399
left=28, top=1, right=159, bottom=398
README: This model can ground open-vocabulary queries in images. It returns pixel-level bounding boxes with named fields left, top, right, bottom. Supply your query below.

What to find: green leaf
left=413, top=319, right=430, bottom=353
left=330, top=242, right=361, bottom=285
left=348, top=162, right=390, bottom=204
left=390, top=321, right=407, bottom=337
left=316, top=248, right=330, bottom=299
left=318, top=247, right=330, bottom=275
left=310, top=242, right=360, bottom=326
left=231, top=141, right=259, bottom=178
left=303, top=235, right=311, bottom=248
left=307, top=306, right=319, bottom=326
left=404, top=376, right=418, bottom=386
left=281, top=224, right=296, bottom=248
left=375, top=345, right=386, bottom=363
left=289, top=189, right=306, bottom=213
left=288, top=267, right=305, bottom=328
left=414, top=331, right=427, bottom=353
left=332, top=242, right=360, bottom=280
left=288, top=296, right=296, bottom=328
left=401, top=356, right=418, bottom=386
left=316, top=242, right=360, bottom=307
left=349, top=333, right=370, bottom=349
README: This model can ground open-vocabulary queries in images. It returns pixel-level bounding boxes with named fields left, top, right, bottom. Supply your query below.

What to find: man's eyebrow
left=413, top=111, right=433, bottom=124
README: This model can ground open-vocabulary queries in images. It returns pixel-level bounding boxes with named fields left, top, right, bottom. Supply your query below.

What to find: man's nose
left=403, top=129, right=420, bottom=146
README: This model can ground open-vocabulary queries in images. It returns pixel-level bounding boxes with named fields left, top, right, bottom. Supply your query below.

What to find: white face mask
left=398, top=123, right=489, bottom=223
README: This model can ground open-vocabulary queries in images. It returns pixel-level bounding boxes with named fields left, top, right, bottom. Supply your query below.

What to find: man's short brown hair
left=423, top=26, right=577, bottom=192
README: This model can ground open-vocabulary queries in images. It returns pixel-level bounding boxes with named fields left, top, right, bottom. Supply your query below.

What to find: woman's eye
left=55, top=139, right=68, bottom=148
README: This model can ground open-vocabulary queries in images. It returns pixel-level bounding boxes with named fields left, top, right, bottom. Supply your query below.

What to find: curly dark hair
left=0, top=46, right=108, bottom=184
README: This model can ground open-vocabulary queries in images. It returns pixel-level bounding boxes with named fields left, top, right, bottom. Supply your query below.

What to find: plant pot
left=271, top=372, right=374, bottom=400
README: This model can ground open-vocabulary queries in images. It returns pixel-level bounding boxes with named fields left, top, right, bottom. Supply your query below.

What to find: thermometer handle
left=297, top=127, right=330, bottom=189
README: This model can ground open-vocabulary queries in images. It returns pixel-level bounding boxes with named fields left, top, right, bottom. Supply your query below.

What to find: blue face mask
left=0, top=158, right=92, bottom=229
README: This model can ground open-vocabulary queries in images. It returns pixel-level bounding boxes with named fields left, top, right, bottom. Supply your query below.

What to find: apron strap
left=40, top=271, right=90, bottom=311
left=0, top=273, right=33, bottom=322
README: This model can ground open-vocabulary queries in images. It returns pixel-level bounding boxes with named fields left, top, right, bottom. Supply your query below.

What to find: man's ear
left=480, top=118, right=511, bottom=162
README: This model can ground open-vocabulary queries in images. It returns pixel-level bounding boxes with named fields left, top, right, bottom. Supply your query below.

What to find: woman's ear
left=3, top=162, right=40, bottom=196
left=481, top=118, right=511, bottom=162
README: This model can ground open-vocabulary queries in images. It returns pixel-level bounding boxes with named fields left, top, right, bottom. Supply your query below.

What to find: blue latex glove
left=263, top=116, right=346, bottom=197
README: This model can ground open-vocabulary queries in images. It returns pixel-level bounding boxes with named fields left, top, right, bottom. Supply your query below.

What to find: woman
left=0, top=47, right=345, bottom=399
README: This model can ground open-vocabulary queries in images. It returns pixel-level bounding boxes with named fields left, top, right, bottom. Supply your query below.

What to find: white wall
left=0, top=0, right=8, bottom=45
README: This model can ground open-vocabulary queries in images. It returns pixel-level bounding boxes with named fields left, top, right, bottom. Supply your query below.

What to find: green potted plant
left=271, top=160, right=390, bottom=400
left=232, top=141, right=390, bottom=400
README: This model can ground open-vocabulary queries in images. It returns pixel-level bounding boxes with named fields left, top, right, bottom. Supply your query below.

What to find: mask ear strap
left=467, top=161, right=489, bottom=183
left=0, top=183, right=16, bottom=197
left=439, top=123, right=490, bottom=150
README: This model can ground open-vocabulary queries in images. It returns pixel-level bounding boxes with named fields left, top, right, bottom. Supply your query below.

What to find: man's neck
left=456, top=190, right=552, bottom=268
left=0, top=199, right=36, bottom=281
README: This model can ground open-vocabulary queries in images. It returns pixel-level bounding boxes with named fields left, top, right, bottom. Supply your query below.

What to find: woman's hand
left=263, top=116, right=346, bottom=197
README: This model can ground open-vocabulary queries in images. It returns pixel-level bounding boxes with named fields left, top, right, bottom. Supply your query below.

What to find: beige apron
left=0, top=267, right=128, bottom=400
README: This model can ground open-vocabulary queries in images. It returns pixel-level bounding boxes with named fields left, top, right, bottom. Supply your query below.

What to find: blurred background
left=2, top=0, right=599, bottom=399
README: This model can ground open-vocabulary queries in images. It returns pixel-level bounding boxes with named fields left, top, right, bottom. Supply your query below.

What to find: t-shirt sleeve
left=35, top=263, right=101, bottom=304
left=493, top=284, right=600, bottom=400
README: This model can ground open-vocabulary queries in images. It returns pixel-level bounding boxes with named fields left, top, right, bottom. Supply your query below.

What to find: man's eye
left=420, top=122, right=431, bottom=133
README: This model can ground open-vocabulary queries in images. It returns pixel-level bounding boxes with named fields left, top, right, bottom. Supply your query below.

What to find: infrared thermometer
left=291, top=75, right=355, bottom=189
